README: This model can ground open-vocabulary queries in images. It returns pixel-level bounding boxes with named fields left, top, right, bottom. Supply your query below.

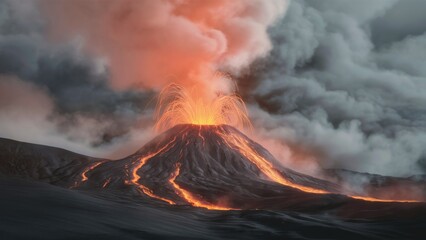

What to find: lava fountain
left=154, top=82, right=252, bottom=132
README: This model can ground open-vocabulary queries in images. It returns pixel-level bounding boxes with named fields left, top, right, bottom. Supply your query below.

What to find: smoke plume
left=42, top=0, right=288, bottom=94
left=249, top=0, right=426, bottom=177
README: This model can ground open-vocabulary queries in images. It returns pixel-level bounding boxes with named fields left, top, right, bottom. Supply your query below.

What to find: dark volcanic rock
left=0, top=138, right=102, bottom=186
left=1, top=125, right=426, bottom=218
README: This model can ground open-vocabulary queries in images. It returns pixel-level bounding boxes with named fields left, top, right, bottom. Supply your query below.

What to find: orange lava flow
left=154, top=83, right=251, bottom=132
left=218, top=129, right=421, bottom=203
left=349, top=195, right=419, bottom=203
left=81, top=162, right=103, bottom=182
left=129, top=141, right=176, bottom=205
left=70, top=161, right=103, bottom=188
left=218, top=130, right=328, bottom=194
left=169, top=164, right=235, bottom=210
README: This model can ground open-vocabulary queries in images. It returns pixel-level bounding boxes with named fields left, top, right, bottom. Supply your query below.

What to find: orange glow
left=154, top=83, right=252, bottom=132
left=169, top=164, right=235, bottom=210
left=129, top=141, right=176, bottom=205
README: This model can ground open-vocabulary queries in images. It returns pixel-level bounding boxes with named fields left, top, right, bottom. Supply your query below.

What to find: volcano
left=85, top=124, right=344, bottom=210
left=3, top=124, right=425, bottom=218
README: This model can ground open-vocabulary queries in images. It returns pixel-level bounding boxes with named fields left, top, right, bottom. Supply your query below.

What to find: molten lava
left=71, top=161, right=104, bottom=188
left=81, top=162, right=103, bottom=182
left=169, top=163, right=234, bottom=211
left=217, top=130, right=328, bottom=195
left=154, top=83, right=251, bottom=132
left=127, top=139, right=177, bottom=205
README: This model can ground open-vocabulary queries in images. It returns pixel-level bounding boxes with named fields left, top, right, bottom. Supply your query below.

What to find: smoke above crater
left=1, top=0, right=426, bottom=179
left=42, top=0, right=288, bottom=94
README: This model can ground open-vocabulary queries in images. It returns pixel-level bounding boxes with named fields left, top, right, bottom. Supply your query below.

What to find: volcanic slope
left=65, top=124, right=424, bottom=212
left=1, top=125, right=425, bottom=216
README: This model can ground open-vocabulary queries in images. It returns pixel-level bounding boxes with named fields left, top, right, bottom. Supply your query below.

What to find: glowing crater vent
left=154, top=83, right=252, bottom=131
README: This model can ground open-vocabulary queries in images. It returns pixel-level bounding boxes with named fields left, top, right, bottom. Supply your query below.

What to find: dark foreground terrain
left=1, top=125, right=426, bottom=239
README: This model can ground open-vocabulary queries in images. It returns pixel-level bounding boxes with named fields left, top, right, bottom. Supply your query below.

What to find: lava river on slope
left=62, top=124, right=424, bottom=214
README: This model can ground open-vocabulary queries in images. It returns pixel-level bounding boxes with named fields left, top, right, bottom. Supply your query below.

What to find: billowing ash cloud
left=249, top=0, right=426, bottom=177
left=0, top=0, right=154, bottom=158
left=1, top=0, right=425, bottom=178
left=41, top=0, right=288, bottom=93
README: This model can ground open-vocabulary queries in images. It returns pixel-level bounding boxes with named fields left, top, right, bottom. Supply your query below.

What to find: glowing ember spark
left=154, top=82, right=252, bottom=132
left=169, top=164, right=234, bottom=210
left=129, top=141, right=176, bottom=205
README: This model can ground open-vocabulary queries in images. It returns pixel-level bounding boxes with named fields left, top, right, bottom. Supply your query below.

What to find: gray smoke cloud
left=249, top=0, right=426, bottom=177
left=1, top=0, right=425, bottom=179
left=0, top=0, right=155, bottom=158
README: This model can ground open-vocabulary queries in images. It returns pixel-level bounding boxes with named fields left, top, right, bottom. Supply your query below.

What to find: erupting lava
left=154, top=83, right=251, bottom=132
